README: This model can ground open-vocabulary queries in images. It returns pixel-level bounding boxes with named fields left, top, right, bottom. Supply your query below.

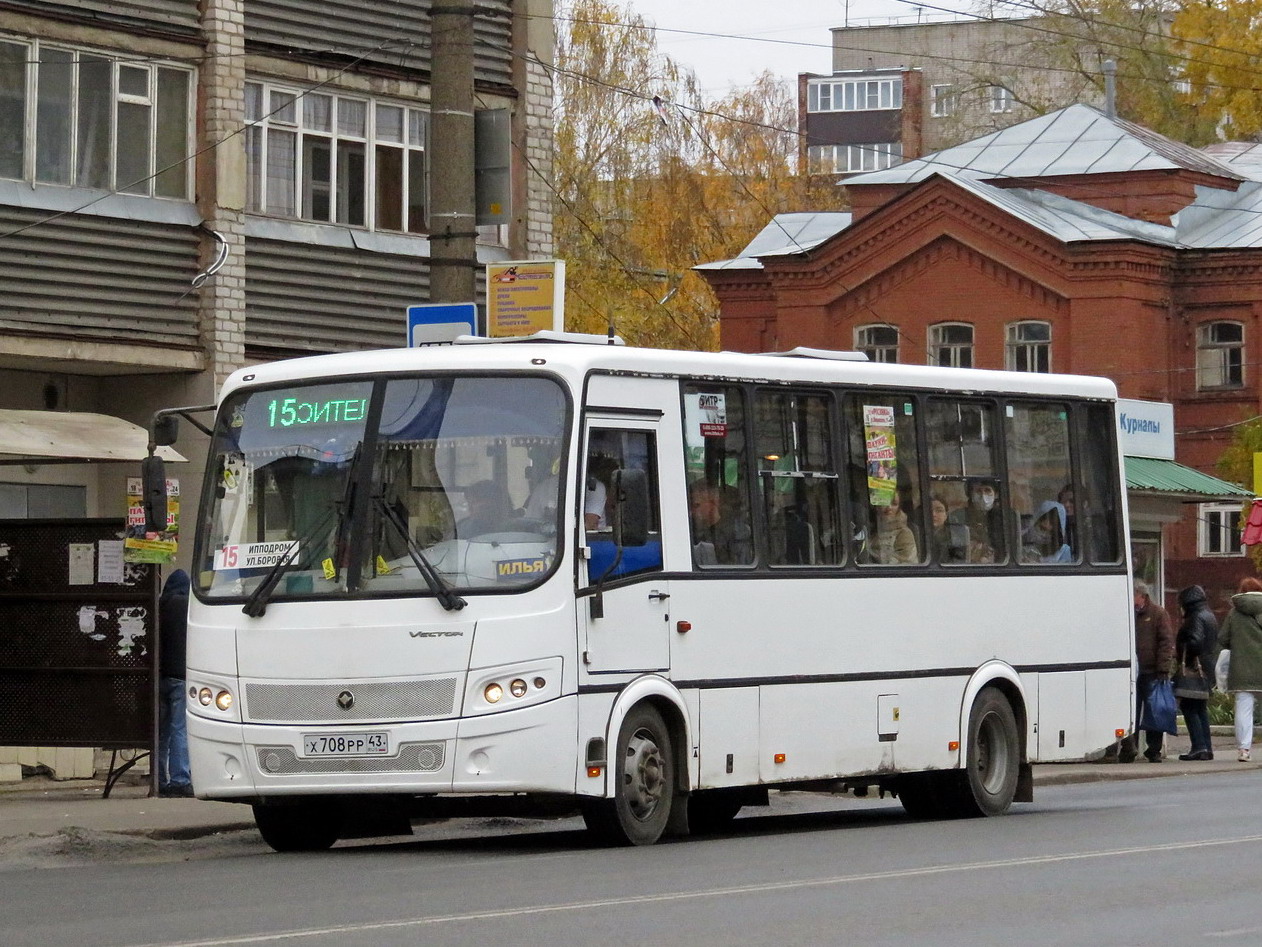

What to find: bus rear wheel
left=253, top=800, right=343, bottom=852
left=958, top=686, right=1020, bottom=817
left=583, top=704, right=675, bottom=846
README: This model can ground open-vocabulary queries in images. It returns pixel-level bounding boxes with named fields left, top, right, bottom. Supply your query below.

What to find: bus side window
left=845, top=395, right=924, bottom=566
left=754, top=389, right=843, bottom=566
left=585, top=428, right=663, bottom=580
left=1006, top=401, right=1076, bottom=565
left=926, top=398, right=1004, bottom=564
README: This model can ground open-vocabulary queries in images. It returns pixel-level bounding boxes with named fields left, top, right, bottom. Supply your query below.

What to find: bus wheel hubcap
left=624, top=729, right=665, bottom=820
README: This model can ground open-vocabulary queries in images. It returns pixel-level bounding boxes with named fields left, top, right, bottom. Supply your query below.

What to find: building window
left=989, top=86, right=1014, bottom=113
left=246, top=80, right=429, bottom=233
left=929, top=323, right=974, bottom=368
left=1006, top=321, right=1051, bottom=372
left=1197, top=321, right=1244, bottom=389
left=807, top=77, right=902, bottom=113
left=0, top=39, right=191, bottom=198
left=806, top=142, right=902, bottom=174
left=1200, top=502, right=1245, bottom=557
left=930, top=84, right=957, bottom=118
left=855, top=324, right=898, bottom=363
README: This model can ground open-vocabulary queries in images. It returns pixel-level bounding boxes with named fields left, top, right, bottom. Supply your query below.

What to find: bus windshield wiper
left=241, top=504, right=339, bottom=618
left=375, top=494, right=466, bottom=611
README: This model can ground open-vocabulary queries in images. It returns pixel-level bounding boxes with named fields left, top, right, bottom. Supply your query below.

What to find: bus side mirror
left=611, top=467, right=649, bottom=547
left=141, top=454, right=168, bottom=534
left=151, top=414, right=179, bottom=448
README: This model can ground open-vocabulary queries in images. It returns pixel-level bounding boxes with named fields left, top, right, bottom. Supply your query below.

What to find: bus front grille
left=256, top=742, right=446, bottom=775
left=244, top=679, right=458, bottom=722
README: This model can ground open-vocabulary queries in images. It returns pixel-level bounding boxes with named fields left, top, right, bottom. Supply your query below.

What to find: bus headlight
left=214, top=690, right=233, bottom=711
left=198, top=687, right=213, bottom=706
left=467, top=658, right=563, bottom=715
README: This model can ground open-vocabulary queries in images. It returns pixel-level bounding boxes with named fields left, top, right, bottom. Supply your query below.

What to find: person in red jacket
left=1121, top=580, right=1175, bottom=763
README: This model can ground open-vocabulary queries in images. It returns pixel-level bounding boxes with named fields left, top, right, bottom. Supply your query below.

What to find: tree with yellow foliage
left=553, top=0, right=845, bottom=350
left=1172, top=0, right=1262, bottom=140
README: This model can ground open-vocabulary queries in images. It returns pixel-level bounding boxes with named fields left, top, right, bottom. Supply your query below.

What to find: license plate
left=302, top=731, right=389, bottom=757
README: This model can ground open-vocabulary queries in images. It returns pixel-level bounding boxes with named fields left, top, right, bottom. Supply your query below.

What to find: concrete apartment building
left=703, top=105, right=1262, bottom=610
left=801, top=16, right=1099, bottom=175
left=0, top=0, right=555, bottom=779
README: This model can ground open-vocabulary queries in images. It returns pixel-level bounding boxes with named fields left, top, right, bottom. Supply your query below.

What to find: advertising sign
left=486, top=260, right=565, bottom=337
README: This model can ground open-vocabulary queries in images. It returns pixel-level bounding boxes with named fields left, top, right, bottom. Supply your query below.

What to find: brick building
left=701, top=104, right=1261, bottom=610
left=0, top=0, right=555, bottom=779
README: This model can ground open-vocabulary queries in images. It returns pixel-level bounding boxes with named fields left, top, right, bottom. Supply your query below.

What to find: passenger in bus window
left=929, top=495, right=968, bottom=563
left=1058, top=484, right=1076, bottom=549
left=689, top=480, right=752, bottom=565
left=1022, top=499, right=1072, bottom=563
left=873, top=491, right=918, bottom=564
left=960, top=480, right=1003, bottom=563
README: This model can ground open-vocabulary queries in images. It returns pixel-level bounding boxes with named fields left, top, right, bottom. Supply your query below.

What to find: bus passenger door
left=580, top=422, right=669, bottom=674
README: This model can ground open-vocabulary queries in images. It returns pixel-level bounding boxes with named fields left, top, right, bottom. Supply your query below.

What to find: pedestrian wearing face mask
left=959, top=479, right=1004, bottom=563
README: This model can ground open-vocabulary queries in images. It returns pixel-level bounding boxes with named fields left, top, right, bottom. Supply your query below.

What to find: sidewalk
left=0, top=729, right=1255, bottom=843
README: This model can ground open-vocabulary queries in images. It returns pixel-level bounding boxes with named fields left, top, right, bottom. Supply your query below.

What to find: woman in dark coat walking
left=1175, top=585, right=1218, bottom=760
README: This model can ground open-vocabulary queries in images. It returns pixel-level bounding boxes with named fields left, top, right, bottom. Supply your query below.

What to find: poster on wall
left=124, top=476, right=179, bottom=564
left=863, top=405, right=898, bottom=507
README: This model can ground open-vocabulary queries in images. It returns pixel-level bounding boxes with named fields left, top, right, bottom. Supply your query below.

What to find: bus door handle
left=648, top=590, right=670, bottom=602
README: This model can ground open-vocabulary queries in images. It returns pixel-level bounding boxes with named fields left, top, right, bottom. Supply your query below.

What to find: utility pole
left=429, top=4, right=477, bottom=304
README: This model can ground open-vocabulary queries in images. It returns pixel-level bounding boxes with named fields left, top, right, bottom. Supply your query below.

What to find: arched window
left=929, top=323, right=973, bottom=368
left=1006, top=321, right=1051, bottom=373
left=1197, top=322, right=1243, bottom=389
left=855, top=324, right=899, bottom=363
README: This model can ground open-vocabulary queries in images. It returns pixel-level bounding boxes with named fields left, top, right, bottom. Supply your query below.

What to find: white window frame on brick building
left=855, top=324, right=899, bottom=362
left=1005, top=320, right=1051, bottom=372
left=1199, top=501, right=1245, bottom=557
left=0, top=37, right=192, bottom=198
left=1196, top=320, right=1244, bottom=390
left=807, top=77, right=902, bottom=113
left=988, top=85, right=1014, bottom=114
left=807, top=142, right=902, bottom=174
left=929, top=323, right=974, bottom=368
left=245, top=80, right=430, bottom=233
left=930, top=84, right=958, bottom=118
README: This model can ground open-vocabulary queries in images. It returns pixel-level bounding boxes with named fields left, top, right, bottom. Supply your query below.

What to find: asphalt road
left=2, top=774, right=1260, bottom=947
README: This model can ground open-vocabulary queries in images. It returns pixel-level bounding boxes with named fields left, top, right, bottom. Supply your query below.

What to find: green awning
left=1124, top=456, right=1253, bottom=501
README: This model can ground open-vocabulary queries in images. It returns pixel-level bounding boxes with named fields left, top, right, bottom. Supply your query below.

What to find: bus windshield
left=196, top=374, right=568, bottom=600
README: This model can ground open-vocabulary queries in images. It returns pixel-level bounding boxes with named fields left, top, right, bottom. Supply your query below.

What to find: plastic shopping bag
left=1216, top=649, right=1231, bottom=692
left=1138, top=677, right=1178, bottom=735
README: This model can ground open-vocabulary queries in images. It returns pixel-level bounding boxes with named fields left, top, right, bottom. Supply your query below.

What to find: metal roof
left=1124, top=456, right=1252, bottom=500
left=846, top=104, right=1245, bottom=186
left=695, top=213, right=853, bottom=271
left=1201, top=142, right=1262, bottom=182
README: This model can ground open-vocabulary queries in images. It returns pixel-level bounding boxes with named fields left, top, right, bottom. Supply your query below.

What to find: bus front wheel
left=253, top=800, right=343, bottom=852
left=583, top=704, right=675, bottom=846
left=959, top=686, right=1020, bottom=817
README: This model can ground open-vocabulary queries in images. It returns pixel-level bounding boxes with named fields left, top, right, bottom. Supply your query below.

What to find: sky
left=618, top=0, right=977, bottom=95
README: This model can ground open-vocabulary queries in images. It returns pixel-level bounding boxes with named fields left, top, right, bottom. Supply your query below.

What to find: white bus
left=168, top=332, right=1134, bottom=851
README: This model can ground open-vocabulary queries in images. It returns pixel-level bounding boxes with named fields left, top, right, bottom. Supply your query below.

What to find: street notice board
left=486, top=260, right=565, bottom=338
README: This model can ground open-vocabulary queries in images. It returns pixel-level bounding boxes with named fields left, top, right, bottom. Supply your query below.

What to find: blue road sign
left=407, top=302, right=478, bottom=346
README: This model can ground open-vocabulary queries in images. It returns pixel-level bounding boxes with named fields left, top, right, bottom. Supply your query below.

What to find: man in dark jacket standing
left=1124, top=580, right=1176, bottom=762
left=158, top=569, right=193, bottom=796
